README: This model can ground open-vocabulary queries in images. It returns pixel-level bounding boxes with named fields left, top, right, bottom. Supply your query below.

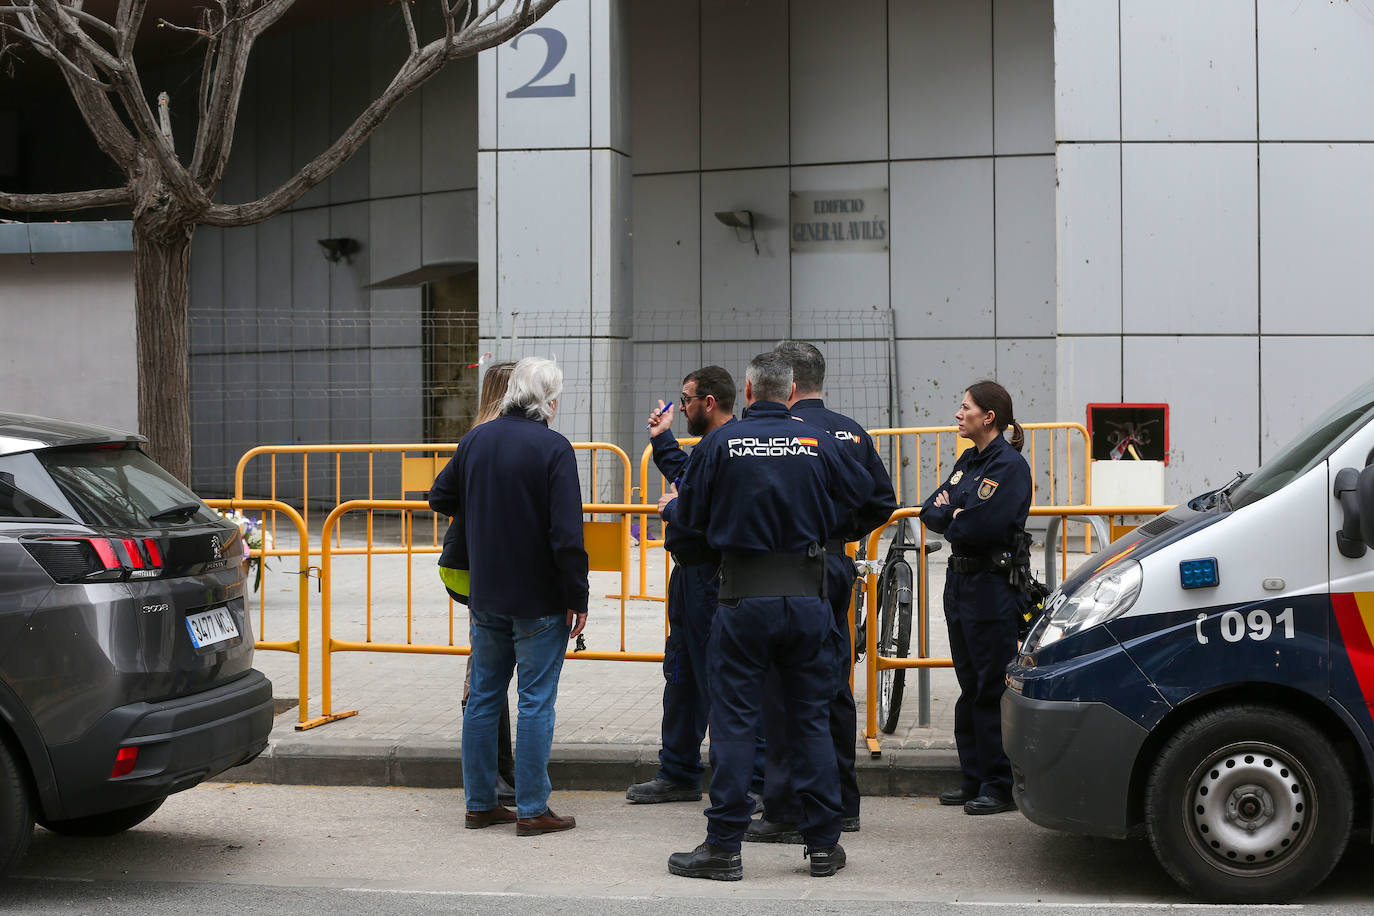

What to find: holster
left=718, top=545, right=827, bottom=602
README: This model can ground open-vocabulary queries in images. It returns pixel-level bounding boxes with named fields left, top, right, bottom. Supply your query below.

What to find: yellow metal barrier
left=303, top=499, right=648, bottom=730
left=870, top=422, right=1093, bottom=507
left=205, top=498, right=313, bottom=728
left=860, top=503, right=1174, bottom=757
left=629, top=437, right=703, bottom=605
left=233, top=442, right=634, bottom=556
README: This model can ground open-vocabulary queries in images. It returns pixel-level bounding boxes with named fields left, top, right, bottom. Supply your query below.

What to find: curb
left=214, top=738, right=963, bottom=796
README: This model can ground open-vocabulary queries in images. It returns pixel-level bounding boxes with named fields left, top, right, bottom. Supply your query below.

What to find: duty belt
left=948, top=555, right=995, bottom=575
left=718, top=546, right=827, bottom=601
left=824, top=538, right=848, bottom=554
left=669, top=547, right=717, bottom=568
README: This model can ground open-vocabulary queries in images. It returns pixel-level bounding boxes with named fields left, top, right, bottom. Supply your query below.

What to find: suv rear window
left=35, top=446, right=220, bottom=528
left=0, top=472, right=66, bottom=520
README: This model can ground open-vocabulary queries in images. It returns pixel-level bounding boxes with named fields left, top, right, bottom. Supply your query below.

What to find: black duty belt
left=718, top=547, right=827, bottom=601
left=948, top=555, right=995, bottom=575
left=824, top=538, right=848, bottom=554
left=670, top=548, right=717, bottom=568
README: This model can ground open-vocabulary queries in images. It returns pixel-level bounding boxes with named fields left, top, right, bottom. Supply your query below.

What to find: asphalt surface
left=5, top=784, right=1374, bottom=913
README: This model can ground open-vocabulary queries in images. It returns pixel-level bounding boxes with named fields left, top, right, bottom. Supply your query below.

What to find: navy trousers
left=761, top=554, right=859, bottom=823
left=705, top=596, right=840, bottom=852
left=656, top=563, right=764, bottom=792
left=944, top=570, right=1020, bottom=800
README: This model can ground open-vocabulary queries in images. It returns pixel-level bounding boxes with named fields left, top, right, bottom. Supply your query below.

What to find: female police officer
left=920, top=380, right=1031, bottom=815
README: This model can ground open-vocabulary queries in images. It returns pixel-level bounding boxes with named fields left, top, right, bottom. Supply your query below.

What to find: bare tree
left=0, top=0, right=560, bottom=482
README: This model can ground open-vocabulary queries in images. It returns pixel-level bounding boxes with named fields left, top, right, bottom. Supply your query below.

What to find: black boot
left=806, top=843, right=846, bottom=878
left=667, top=842, right=743, bottom=881
left=626, top=776, right=701, bottom=804
left=743, top=818, right=801, bottom=844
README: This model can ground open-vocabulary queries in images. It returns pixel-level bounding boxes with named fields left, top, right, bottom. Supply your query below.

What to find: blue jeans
left=464, top=608, right=570, bottom=817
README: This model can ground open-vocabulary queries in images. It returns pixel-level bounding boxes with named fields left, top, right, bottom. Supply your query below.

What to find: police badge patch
left=977, top=478, right=999, bottom=500
left=949, top=471, right=963, bottom=485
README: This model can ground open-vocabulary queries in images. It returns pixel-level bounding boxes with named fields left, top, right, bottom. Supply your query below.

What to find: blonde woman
left=441, top=362, right=516, bottom=804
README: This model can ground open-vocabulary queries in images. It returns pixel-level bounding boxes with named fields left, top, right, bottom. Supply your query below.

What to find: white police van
left=1004, top=374, right=1374, bottom=902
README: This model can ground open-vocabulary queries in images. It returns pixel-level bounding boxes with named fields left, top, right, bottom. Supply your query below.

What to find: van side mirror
left=1335, top=467, right=1367, bottom=559
left=1361, top=464, right=1374, bottom=547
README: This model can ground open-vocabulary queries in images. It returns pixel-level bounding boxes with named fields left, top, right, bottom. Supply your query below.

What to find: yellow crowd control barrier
left=302, top=499, right=647, bottom=730
left=629, top=437, right=703, bottom=607
left=870, top=422, right=1092, bottom=507
left=205, top=498, right=313, bottom=728
left=860, top=503, right=1173, bottom=756
left=233, top=442, right=634, bottom=555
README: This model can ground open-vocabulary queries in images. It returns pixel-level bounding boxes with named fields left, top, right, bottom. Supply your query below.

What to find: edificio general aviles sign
left=789, top=188, right=889, bottom=253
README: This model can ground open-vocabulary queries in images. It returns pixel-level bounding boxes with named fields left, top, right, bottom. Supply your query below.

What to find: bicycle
left=853, top=517, right=940, bottom=734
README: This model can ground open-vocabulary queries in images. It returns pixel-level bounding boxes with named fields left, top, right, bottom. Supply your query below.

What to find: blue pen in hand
left=646, top=400, right=674, bottom=430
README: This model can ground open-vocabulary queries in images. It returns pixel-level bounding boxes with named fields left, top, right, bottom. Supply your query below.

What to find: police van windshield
left=1230, top=375, right=1374, bottom=511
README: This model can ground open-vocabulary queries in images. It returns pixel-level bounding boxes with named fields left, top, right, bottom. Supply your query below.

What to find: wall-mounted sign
left=790, top=188, right=889, bottom=253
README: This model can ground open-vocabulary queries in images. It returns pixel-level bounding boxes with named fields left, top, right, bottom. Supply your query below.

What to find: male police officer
left=748, top=341, right=897, bottom=843
left=664, top=352, right=873, bottom=880
left=627, top=366, right=758, bottom=804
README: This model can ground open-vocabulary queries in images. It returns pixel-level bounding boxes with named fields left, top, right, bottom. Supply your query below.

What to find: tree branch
left=29, top=0, right=124, bottom=75
left=115, top=0, right=145, bottom=59
left=190, top=2, right=255, bottom=188
left=246, top=0, right=297, bottom=38
left=399, top=0, right=418, bottom=55
left=202, top=0, right=563, bottom=227
left=0, top=186, right=131, bottom=212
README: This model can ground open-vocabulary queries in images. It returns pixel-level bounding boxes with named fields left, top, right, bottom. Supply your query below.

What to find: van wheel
left=38, top=798, right=165, bottom=837
left=0, top=740, right=33, bottom=875
left=1145, top=705, right=1350, bottom=903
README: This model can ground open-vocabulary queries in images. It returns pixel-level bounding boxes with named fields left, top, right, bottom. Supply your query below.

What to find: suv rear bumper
left=44, top=670, right=273, bottom=820
left=1002, top=689, right=1148, bottom=838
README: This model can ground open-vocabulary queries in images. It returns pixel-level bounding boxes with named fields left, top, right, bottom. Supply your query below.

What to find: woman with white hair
left=429, top=357, right=589, bottom=836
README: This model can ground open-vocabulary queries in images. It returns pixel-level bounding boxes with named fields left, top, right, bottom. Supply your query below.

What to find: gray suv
left=0, top=413, right=272, bottom=874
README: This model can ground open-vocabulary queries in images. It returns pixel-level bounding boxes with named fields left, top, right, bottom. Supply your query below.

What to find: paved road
left=5, top=784, right=1374, bottom=914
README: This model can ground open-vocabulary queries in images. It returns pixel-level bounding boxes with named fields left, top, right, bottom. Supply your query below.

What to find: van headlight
left=1025, top=560, right=1142, bottom=652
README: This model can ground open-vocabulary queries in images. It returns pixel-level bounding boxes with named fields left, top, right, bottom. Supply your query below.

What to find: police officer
left=664, top=352, right=872, bottom=881
left=747, top=341, right=896, bottom=843
left=920, top=380, right=1031, bottom=815
left=627, top=366, right=762, bottom=804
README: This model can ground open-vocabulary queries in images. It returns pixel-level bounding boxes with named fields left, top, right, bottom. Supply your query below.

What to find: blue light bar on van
left=1179, top=558, right=1219, bottom=590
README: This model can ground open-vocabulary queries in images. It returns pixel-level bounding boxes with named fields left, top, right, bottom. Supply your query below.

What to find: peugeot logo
left=210, top=535, right=223, bottom=561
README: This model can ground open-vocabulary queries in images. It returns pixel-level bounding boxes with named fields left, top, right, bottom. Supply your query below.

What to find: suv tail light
left=23, top=537, right=128, bottom=583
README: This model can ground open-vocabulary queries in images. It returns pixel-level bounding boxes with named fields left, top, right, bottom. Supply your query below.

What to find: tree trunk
left=132, top=219, right=194, bottom=485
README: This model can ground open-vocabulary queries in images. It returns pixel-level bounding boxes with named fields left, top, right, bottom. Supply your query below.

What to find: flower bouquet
left=215, top=509, right=272, bottom=591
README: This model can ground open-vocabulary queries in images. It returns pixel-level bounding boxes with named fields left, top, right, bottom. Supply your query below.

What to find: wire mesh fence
left=189, top=307, right=899, bottom=506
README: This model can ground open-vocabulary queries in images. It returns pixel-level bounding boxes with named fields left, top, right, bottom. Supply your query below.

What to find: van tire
left=0, top=739, right=33, bottom=876
left=38, top=798, right=165, bottom=837
left=1145, top=705, right=1350, bottom=903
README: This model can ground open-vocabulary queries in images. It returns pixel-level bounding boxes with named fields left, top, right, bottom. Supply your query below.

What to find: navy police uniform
left=762, top=399, right=897, bottom=827
left=672, top=400, right=872, bottom=852
left=920, top=434, right=1031, bottom=802
left=653, top=420, right=764, bottom=794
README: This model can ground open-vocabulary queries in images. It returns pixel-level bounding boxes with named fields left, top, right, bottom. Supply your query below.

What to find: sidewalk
left=225, top=521, right=1076, bottom=795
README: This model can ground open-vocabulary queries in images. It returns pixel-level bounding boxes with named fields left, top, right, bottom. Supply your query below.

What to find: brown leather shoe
left=465, top=806, right=517, bottom=829
left=516, top=807, right=576, bottom=836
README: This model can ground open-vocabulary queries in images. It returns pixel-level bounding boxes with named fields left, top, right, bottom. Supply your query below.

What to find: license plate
left=185, top=607, right=239, bottom=649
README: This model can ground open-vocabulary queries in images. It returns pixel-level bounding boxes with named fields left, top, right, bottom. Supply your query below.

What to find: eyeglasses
left=679, top=394, right=707, bottom=403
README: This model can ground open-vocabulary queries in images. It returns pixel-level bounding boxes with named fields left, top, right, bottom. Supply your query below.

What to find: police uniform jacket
left=790, top=398, right=898, bottom=542
left=651, top=421, right=734, bottom=567
left=920, top=434, right=1032, bottom=557
left=672, top=400, right=873, bottom=554
left=429, top=406, right=589, bottom=618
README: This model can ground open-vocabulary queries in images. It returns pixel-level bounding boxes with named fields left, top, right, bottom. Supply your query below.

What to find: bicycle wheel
left=876, top=556, right=914, bottom=734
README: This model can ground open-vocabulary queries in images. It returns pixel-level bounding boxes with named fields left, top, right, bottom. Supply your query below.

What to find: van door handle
left=1335, top=467, right=1367, bottom=559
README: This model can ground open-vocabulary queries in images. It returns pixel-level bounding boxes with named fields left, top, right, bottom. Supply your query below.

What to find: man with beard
left=627, top=366, right=763, bottom=804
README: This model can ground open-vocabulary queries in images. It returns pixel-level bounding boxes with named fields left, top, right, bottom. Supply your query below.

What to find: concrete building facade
left=3, top=0, right=1373, bottom=503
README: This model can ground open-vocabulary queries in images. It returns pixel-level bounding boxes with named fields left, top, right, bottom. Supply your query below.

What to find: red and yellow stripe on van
left=1332, top=592, right=1374, bottom=705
